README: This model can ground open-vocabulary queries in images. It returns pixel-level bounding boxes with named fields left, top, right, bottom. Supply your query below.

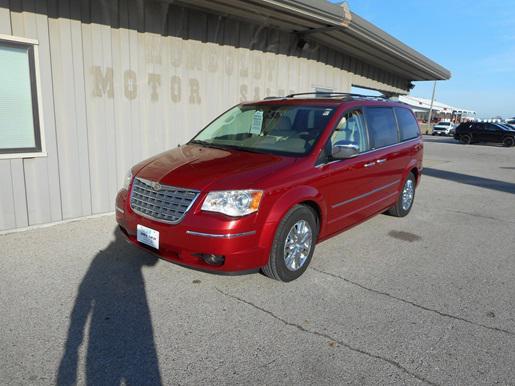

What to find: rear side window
left=395, top=108, right=420, bottom=141
left=457, top=122, right=473, bottom=132
left=365, top=107, right=398, bottom=149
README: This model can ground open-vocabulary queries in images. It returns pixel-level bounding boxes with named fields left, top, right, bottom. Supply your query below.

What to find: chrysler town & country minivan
left=115, top=93, right=423, bottom=281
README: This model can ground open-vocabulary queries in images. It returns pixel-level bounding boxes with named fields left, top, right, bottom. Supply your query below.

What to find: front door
left=313, top=108, right=382, bottom=235
left=474, top=123, right=490, bottom=142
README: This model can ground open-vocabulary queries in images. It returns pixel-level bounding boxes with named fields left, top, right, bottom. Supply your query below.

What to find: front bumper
left=115, top=190, right=272, bottom=272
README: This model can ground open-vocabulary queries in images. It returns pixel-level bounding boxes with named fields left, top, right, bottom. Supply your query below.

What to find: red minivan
left=116, top=93, right=423, bottom=281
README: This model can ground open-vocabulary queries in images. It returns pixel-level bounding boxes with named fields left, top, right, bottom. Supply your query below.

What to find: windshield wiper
left=189, top=140, right=230, bottom=150
left=227, top=146, right=268, bottom=155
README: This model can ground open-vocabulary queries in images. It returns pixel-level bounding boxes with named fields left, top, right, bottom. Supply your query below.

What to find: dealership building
left=398, top=95, right=476, bottom=123
left=0, top=0, right=450, bottom=231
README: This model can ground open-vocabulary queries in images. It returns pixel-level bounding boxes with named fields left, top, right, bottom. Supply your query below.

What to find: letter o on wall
left=189, top=78, right=201, bottom=104
left=171, top=75, right=181, bottom=103
left=124, top=70, right=137, bottom=100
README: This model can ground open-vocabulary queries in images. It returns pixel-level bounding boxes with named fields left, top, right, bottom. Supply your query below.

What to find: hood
left=134, top=144, right=296, bottom=191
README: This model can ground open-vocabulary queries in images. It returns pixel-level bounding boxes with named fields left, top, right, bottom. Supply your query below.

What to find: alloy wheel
left=401, top=179, right=415, bottom=211
left=283, top=220, right=312, bottom=271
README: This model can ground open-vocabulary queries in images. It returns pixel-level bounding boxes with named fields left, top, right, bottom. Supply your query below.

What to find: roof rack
left=284, top=92, right=389, bottom=101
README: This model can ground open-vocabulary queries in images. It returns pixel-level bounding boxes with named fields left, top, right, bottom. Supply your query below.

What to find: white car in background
left=432, top=121, right=455, bottom=136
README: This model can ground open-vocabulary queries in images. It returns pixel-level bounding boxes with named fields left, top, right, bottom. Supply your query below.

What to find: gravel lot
left=1, top=136, right=514, bottom=385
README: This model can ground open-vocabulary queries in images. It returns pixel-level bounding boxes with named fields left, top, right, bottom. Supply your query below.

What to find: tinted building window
left=0, top=38, right=42, bottom=155
left=395, top=108, right=420, bottom=141
left=365, top=107, right=398, bottom=148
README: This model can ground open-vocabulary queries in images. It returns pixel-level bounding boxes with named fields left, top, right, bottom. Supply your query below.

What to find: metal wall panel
left=47, top=1, right=92, bottom=220
left=9, top=0, right=63, bottom=226
left=82, top=21, right=118, bottom=214
left=0, top=0, right=24, bottom=231
left=0, top=0, right=410, bottom=231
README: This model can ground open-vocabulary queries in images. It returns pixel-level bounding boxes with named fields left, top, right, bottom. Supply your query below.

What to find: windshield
left=437, top=122, right=451, bottom=126
left=191, top=104, right=336, bottom=155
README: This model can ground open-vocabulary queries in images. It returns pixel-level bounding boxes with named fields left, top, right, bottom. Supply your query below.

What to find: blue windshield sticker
left=250, top=111, right=264, bottom=135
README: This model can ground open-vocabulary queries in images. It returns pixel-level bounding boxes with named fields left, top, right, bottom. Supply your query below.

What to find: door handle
left=364, top=161, right=376, bottom=168
left=376, top=158, right=387, bottom=164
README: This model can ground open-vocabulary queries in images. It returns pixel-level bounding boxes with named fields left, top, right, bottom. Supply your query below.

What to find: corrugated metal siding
left=0, top=0, right=29, bottom=230
left=0, top=0, right=409, bottom=231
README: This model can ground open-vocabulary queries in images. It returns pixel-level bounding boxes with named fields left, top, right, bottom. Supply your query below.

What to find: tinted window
left=457, top=122, right=473, bottom=132
left=494, top=124, right=513, bottom=131
left=331, top=110, right=369, bottom=152
left=395, top=108, right=420, bottom=141
left=365, top=107, right=398, bottom=148
left=0, top=40, right=43, bottom=155
left=318, top=109, right=369, bottom=164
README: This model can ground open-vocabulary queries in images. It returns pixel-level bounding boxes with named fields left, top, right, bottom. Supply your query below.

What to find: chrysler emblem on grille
left=151, top=181, right=161, bottom=191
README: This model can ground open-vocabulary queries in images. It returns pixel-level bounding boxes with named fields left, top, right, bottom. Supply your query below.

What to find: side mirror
left=331, top=141, right=359, bottom=159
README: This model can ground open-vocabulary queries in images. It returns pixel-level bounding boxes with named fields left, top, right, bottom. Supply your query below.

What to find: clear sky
left=332, top=0, right=515, bottom=118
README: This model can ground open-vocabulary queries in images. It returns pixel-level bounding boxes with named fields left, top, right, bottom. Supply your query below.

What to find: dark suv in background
left=454, top=122, right=515, bottom=147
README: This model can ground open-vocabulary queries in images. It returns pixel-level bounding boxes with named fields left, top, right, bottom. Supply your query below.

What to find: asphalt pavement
left=1, top=135, right=514, bottom=385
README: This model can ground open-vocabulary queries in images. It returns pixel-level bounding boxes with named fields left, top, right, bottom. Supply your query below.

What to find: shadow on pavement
left=424, top=168, right=515, bottom=194
left=422, top=136, right=455, bottom=143
left=57, top=228, right=162, bottom=385
left=422, top=136, right=505, bottom=147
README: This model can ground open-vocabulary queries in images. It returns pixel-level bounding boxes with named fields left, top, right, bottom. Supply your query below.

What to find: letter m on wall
left=91, top=66, right=114, bottom=98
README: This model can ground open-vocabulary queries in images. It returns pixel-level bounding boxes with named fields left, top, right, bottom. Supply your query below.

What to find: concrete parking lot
left=1, top=136, right=514, bottom=385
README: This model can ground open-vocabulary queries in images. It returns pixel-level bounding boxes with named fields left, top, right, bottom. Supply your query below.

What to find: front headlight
left=201, top=190, right=263, bottom=217
left=122, top=169, right=133, bottom=190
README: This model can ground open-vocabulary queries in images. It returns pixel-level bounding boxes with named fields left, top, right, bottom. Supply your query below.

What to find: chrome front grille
left=130, top=178, right=199, bottom=224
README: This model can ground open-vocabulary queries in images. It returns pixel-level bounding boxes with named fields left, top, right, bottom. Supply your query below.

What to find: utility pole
left=427, top=81, right=437, bottom=134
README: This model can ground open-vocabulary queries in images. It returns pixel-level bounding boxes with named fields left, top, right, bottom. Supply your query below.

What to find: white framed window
left=0, top=34, right=46, bottom=159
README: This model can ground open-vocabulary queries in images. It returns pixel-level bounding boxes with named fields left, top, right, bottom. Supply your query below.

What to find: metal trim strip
left=328, top=191, right=399, bottom=224
left=331, top=179, right=400, bottom=209
left=185, top=230, right=256, bottom=239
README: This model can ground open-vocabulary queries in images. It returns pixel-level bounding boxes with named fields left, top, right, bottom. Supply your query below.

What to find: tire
left=262, top=205, right=318, bottom=282
left=503, top=136, right=515, bottom=147
left=432, top=132, right=436, bottom=136
left=387, top=172, right=416, bottom=218
left=460, top=134, right=472, bottom=144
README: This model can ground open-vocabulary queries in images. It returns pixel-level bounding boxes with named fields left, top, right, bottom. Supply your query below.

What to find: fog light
left=197, top=253, right=225, bottom=266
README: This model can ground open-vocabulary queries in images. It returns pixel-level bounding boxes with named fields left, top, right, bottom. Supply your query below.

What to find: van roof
left=245, top=93, right=411, bottom=109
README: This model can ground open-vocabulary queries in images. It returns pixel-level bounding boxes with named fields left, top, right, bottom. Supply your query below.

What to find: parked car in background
left=454, top=122, right=515, bottom=147
left=506, top=118, right=515, bottom=128
left=432, top=121, right=455, bottom=136
left=115, top=93, right=423, bottom=281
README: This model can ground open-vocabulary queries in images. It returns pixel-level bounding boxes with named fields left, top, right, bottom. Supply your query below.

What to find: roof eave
left=172, top=0, right=451, bottom=82
left=346, top=13, right=451, bottom=80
